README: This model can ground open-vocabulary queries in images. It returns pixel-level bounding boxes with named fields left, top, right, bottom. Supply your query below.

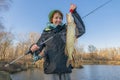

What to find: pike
left=65, top=13, right=76, bottom=67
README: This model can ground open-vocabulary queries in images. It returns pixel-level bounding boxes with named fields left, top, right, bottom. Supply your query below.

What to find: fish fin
left=71, top=54, right=76, bottom=67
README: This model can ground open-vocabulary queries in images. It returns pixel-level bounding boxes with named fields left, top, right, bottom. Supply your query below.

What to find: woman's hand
left=30, top=44, right=39, bottom=52
left=70, top=4, right=76, bottom=10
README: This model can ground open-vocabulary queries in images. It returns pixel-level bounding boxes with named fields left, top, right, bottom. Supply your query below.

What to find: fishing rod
left=82, top=0, right=113, bottom=19
left=4, top=35, right=55, bottom=67
left=4, top=54, right=25, bottom=67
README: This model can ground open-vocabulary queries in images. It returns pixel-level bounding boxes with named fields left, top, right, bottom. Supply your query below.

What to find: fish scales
left=66, top=13, right=76, bottom=67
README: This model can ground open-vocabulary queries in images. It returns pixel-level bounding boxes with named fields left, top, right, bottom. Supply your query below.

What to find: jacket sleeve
left=36, top=32, right=46, bottom=53
left=72, top=10, right=85, bottom=38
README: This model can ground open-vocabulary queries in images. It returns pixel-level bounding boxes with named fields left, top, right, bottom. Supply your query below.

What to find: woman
left=30, top=4, right=85, bottom=80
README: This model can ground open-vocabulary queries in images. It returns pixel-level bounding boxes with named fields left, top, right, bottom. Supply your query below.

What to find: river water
left=11, top=65, right=120, bottom=80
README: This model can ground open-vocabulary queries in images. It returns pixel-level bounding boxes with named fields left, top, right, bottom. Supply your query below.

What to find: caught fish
left=65, top=13, right=76, bottom=67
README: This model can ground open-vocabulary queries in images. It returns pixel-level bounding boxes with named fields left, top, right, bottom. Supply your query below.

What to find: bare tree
left=0, top=31, right=13, bottom=60
left=88, top=45, right=97, bottom=53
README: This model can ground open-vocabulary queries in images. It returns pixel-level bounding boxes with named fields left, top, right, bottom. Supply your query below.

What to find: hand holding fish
left=70, top=4, right=76, bottom=11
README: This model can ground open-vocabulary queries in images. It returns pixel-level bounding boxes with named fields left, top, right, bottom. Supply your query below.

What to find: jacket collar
left=44, top=22, right=64, bottom=31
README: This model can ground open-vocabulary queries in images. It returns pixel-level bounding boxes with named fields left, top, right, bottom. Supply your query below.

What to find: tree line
left=0, top=31, right=120, bottom=66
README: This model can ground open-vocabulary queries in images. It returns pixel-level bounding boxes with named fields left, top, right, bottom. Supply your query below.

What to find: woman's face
left=52, top=12, right=62, bottom=26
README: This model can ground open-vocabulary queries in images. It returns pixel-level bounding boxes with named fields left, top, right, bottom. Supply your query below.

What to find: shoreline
left=1, top=60, right=120, bottom=74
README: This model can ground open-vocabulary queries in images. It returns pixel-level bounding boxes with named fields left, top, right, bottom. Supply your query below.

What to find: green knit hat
left=48, top=10, right=63, bottom=23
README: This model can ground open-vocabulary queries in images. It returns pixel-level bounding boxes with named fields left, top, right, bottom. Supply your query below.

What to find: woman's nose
left=57, top=18, right=62, bottom=21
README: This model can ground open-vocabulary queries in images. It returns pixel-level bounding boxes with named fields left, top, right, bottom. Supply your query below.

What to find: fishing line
left=82, top=0, right=113, bottom=19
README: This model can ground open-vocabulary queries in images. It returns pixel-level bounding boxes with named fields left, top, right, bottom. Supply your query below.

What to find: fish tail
left=66, top=54, right=76, bottom=68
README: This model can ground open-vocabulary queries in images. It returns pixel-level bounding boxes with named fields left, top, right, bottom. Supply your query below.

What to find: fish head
left=66, top=13, right=74, bottom=24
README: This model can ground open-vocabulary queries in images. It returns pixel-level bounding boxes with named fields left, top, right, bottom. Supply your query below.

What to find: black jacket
left=36, top=10, right=85, bottom=74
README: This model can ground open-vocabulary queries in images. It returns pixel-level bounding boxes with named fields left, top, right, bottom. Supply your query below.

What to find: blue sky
left=3, top=0, right=120, bottom=49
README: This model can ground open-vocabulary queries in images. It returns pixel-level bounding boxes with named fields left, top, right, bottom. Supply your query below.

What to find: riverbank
left=1, top=60, right=120, bottom=74
left=0, top=61, right=27, bottom=74
left=0, top=59, right=83, bottom=74
left=81, top=60, right=120, bottom=65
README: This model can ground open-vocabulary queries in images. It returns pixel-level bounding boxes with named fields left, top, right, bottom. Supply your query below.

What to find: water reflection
left=71, top=65, right=120, bottom=80
left=11, top=65, right=120, bottom=80
left=11, top=69, right=44, bottom=80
